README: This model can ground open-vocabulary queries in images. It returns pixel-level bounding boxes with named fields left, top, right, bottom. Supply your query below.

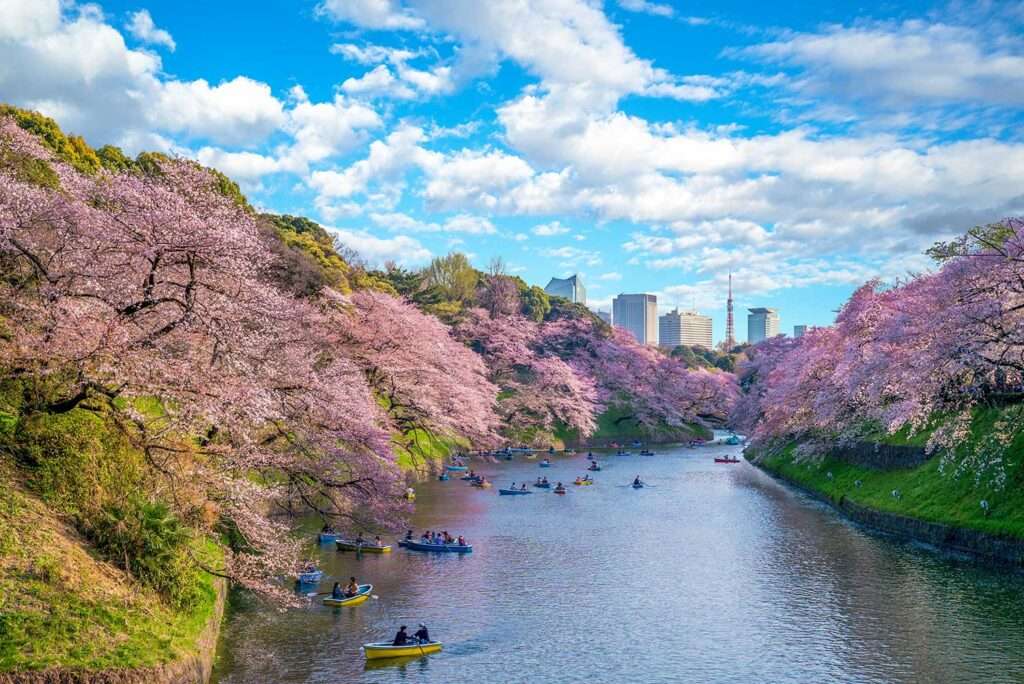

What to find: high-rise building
left=725, top=273, right=736, bottom=349
left=613, top=293, right=658, bottom=345
left=748, top=307, right=780, bottom=344
left=793, top=324, right=807, bottom=338
left=544, top=274, right=586, bottom=305
left=596, top=310, right=612, bottom=325
left=659, top=309, right=713, bottom=349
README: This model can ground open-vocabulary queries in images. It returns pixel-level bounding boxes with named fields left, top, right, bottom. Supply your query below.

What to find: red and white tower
left=725, top=273, right=735, bottom=349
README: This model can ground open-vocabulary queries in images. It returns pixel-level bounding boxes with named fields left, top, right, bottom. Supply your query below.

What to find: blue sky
left=2, top=0, right=1023, bottom=343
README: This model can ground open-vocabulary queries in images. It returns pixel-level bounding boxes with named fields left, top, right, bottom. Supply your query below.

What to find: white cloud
left=618, top=0, right=673, bottom=18
left=738, top=20, right=1024, bottom=108
left=316, top=0, right=425, bottom=29
left=539, top=245, right=602, bottom=267
left=532, top=220, right=570, bottom=236
left=598, top=271, right=622, bottom=281
left=328, top=227, right=431, bottom=267
left=153, top=76, right=286, bottom=146
left=368, top=211, right=497, bottom=234
left=126, top=9, right=175, bottom=51
left=330, top=42, right=424, bottom=65
left=513, top=232, right=529, bottom=241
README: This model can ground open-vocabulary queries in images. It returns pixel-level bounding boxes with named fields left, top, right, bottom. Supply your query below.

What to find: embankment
left=750, top=443, right=1024, bottom=568
left=0, top=465, right=227, bottom=684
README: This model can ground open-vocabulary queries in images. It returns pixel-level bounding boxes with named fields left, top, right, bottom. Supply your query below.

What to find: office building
left=659, top=309, right=713, bottom=349
left=748, top=307, right=780, bottom=344
left=613, top=293, right=658, bottom=345
left=724, top=273, right=735, bottom=349
left=544, top=274, right=586, bottom=305
left=793, top=325, right=807, bottom=338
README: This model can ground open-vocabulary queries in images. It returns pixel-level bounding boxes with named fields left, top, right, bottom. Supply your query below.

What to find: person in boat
left=321, top=523, right=334, bottom=534
left=393, top=625, right=409, bottom=646
left=331, top=582, right=343, bottom=599
left=405, top=529, right=414, bottom=541
left=457, top=535, right=466, bottom=546
left=355, top=532, right=365, bottom=545
left=303, top=561, right=317, bottom=573
left=520, top=483, right=528, bottom=491
left=414, top=623, right=430, bottom=644
left=633, top=475, right=641, bottom=486
left=374, top=535, right=383, bottom=546
left=542, top=477, right=548, bottom=484
left=344, top=576, right=359, bottom=597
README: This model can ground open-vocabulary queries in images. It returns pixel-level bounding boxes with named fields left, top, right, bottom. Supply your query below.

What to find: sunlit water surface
left=212, top=441, right=1024, bottom=684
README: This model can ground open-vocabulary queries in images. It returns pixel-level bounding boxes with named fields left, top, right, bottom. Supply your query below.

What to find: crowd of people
left=405, top=529, right=468, bottom=546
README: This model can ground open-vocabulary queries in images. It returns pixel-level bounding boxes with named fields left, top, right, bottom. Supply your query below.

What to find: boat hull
left=336, top=540, right=393, bottom=553
left=317, top=532, right=340, bottom=544
left=323, top=584, right=373, bottom=607
left=714, top=458, right=741, bottom=464
left=532, top=482, right=551, bottom=488
left=445, top=464, right=468, bottom=472
left=402, top=540, right=473, bottom=553
left=297, top=570, right=324, bottom=584
left=363, top=641, right=443, bottom=660
left=499, top=489, right=532, bottom=495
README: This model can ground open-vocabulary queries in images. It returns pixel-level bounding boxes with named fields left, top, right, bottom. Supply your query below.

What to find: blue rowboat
left=532, top=481, right=551, bottom=488
left=539, top=460, right=551, bottom=467
left=632, top=482, right=645, bottom=489
left=317, top=532, right=340, bottom=544
left=402, top=539, right=473, bottom=553
left=499, top=488, right=533, bottom=496
left=445, top=464, right=468, bottom=472
left=297, top=569, right=324, bottom=584
left=438, top=473, right=450, bottom=481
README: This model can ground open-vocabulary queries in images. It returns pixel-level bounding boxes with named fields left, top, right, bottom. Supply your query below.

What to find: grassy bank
left=556, top=405, right=712, bottom=447
left=756, top=410, right=1024, bottom=540
left=0, top=462, right=221, bottom=672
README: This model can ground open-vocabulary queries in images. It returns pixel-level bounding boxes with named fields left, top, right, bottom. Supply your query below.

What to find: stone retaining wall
left=758, top=464, right=1024, bottom=569
left=829, top=440, right=931, bottom=470
left=0, top=578, right=227, bottom=684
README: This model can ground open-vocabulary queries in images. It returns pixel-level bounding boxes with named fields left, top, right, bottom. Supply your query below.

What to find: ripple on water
left=212, top=444, right=1024, bottom=684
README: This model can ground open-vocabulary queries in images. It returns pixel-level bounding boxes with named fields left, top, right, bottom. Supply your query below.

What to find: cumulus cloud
left=532, top=221, right=571, bottom=236
left=737, top=20, right=1024, bottom=108
left=125, top=9, right=175, bottom=51
left=328, top=227, right=432, bottom=266
left=368, top=211, right=496, bottom=234
left=618, top=0, right=674, bottom=18
left=316, top=0, right=424, bottom=29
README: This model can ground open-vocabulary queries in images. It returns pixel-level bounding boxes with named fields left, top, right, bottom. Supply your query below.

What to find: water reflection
left=213, top=443, right=1024, bottom=684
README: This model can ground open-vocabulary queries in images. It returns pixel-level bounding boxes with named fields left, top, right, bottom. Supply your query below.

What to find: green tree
left=422, top=252, right=479, bottom=303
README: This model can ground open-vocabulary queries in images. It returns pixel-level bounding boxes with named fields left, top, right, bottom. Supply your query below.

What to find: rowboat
left=632, top=482, right=645, bottom=489
left=322, top=583, right=372, bottom=607
left=297, top=569, right=324, bottom=584
left=554, top=488, right=567, bottom=495
left=438, top=473, right=450, bottom=481
left=725, top=435, right=742, bottom=445
left=539, top=460, right=551, bottom=467
left=471, top=480, right=492, bottom=488
left=336, top=539, right=393, bottom=553
left=317, top=532, right=340, bottom=544
left=460, top=475, right=476, bottom=481
left=402, top=539, right=473, bottom=553
left=639, top=450, right=654, bottom=456
left=499, top=488, right=533, bottom=495
left=587, top=465, right=601, bottom=472
left=532, top=481, right=551, bottom=488
left=445, top=464, right=468, bottom=472
left=714, top=457, right=741, bottom=464
left=615, top=451, right=632, bottom=456
left=574, top=479, right=594, bottom=486
left=363, top=640, right=443, bottom=660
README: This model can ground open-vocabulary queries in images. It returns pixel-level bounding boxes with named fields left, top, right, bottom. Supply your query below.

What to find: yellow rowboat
left=573, top=479, right=594, bottom=486
left=336, top=539, right=392, bottom=553
left=362, top=641, right=443, bottom=660
left=322, top=584, right=372, bottom=607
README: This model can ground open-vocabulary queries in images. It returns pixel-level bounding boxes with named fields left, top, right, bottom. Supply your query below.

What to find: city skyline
left=0, top=2, right=1017, bottom=344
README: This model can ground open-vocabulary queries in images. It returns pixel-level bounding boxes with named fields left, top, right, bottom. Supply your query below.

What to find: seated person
left=331, top=582, right=343, bottom=599
left=344, top=576, right=359, bottom=597
left=393, top=625, right=409, bottom=646
left=414, top=623, right=430, bottom=643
